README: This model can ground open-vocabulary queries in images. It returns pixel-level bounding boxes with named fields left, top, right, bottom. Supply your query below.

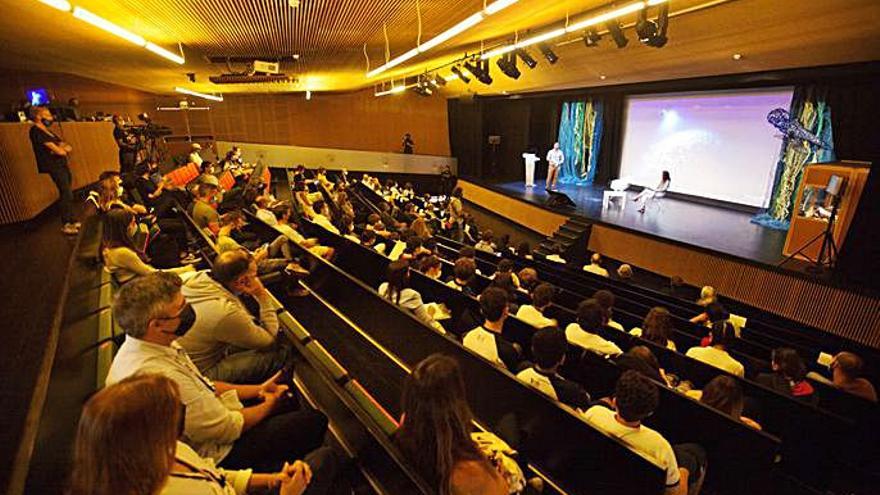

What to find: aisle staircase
left=534, top=217, right=592, bottom=266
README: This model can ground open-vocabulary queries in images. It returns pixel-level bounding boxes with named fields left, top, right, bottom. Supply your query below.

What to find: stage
left=489, top=181, right=790, bottom=268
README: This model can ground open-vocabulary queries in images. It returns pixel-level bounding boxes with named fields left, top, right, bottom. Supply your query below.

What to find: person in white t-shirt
left=565, top=299, right=622, bottom=357
left=515, top=283, right=557, bottom=329
left=685, top=321, right=744, bottom=377
left=583, top=253, right=610, bottom=277
left=310, top=199, right=340, bottom=235
left=545, top=142, right=564, bottom=190
left=517, top=327, right=591, bottom=411
left=188, top=143, right=204, bottom=166
left=463, top=288, right=522, bottom=371
left=630, top=307, right=678, bottom=351
left=592, top=289, right=624, bottom=331
left=582, top=371, right=706, bottom=495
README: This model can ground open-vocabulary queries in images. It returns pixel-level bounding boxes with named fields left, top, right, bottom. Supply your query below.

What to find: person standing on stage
left=522, top=147, right=539, bottom=188
left=402, top=133, right=415, bottom=154
left=546, top=142, right=564, bottom=190
left=113, top=115, right=137, bottom=176
left=29, top=106, right=79, bottom=235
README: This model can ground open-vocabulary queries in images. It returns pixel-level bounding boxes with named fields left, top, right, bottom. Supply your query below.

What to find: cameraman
left=113, top=115, right=138, bottom=175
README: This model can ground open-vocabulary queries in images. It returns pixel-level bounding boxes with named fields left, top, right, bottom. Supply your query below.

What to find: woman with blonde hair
left=69, top=374, right=312, bottom=495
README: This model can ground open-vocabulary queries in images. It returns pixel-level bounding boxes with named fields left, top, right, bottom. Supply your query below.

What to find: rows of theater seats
left=251, top=171, right=876, bottom=495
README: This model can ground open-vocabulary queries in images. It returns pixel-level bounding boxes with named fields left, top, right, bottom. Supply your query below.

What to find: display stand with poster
left=781, top=161, right=870, bottom=269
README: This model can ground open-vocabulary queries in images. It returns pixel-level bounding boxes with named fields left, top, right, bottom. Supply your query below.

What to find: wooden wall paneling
left=458, top=180, right=568, bottom=236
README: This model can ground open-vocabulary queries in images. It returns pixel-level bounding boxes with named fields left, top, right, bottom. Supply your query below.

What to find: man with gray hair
left=106, top=272, right=330, bottom=474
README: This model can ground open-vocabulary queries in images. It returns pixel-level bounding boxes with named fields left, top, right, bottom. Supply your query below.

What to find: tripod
left=778, top=193, right=841, bottom=273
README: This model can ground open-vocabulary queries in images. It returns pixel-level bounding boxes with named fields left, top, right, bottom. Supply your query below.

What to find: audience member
left=756, top=348, right=816, bottom=404
left=698, top=375, right=762, bottom=430
left=515, top=283, right=557, bottom=329
left=517, top=267, right=539, bottom=293
left=615, top=346, right=669, bottom=385
left=593, top=289, right=625, bottom=331
left=379, top=259, right=445, bottom=333
left=178, top=250, right=290, bottom=383
left=582, top=371, right=706, bottom=495
left=272, top=203, right=335, bottom=260
left=565, top=299, right=622, bottom=357
left=69, top=374, right=326, bottom=495
left=516, top=241, right=533, bottom=260
left=463, top=288, right=522, bottom=371
left=101, top=209, right=194, bottom=285
left=394, top=354, right=509, bottom=495
left=630, top=307, right=678, bottom=351
left=583, top=253, right=609, bottom=277
left=446, top=257, right=477, bottom=296
left=544, top=244, right=566, bottom=264
left=686, top=321, right=744, bottom=377
left=490, top=272, right=521, bottom=315
left=491, top=259, right=520, bottom=287
left=254, top=196, right=277, bottom=225
left=188, top=143, right=204, bottom=166
left=829, top=352, right=877, bottom=402
left=216, top=212, right=304, bottom=276
left=475, top=230, right=496, bottom=254
left=106, top=272, right=330, bottom=472
left=517, top=327, right=591, bottom=410
left=419, top=254, right=443, bottom=280
left=617, top=263, right=633, bottom=281
left=696, top=286, right=717, bottom=307
left=310, top=199, right=340, bottom=234
left=192, top=182, right=221, bottom=235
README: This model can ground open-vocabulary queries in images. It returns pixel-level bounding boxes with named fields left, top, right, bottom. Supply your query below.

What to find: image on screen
left=27, top=88, right=50, bottom=107
left=619, top=87, right=794, bottom=208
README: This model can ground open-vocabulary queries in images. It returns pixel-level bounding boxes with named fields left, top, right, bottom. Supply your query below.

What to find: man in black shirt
left=402, top=133, right=414, bottom=154
left=517, top=327, right=591, bottom=411
left=112, top=115, right=137, bottom=175
left=29, top=106, right=78, bottom=234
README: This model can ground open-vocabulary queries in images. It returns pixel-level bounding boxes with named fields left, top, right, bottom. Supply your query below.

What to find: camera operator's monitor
left=826, top=175, right=844, bottom=196
left=26, top=88, right=50, bottom=107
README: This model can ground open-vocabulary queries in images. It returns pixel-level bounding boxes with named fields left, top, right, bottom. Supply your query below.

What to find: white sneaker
left=62, top=223, right=80, bottom=235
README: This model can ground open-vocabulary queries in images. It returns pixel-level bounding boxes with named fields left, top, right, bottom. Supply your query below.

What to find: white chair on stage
left=603, top=179, right=630, bottom=210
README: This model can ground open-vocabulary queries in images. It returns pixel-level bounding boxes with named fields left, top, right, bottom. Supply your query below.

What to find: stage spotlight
left=496, top=53, right=521, bottom=79
left=635, top=8, right=658, bottom=43
left=538, top=43, right=558, bottom=64
left=605, top=21, right=628, bottom=48
left=451, top=65, right=471, bottom=84
left=433, top=73, right=447, bottom=86
left=645, top=4, right=669, bottom=47
left=412, top=76, right=433, bottom=96
left=516, top=48, right=538, bottom=69
left=464, top=59, right=493, bottom=85
left=583, top=28, right=601, bottom=47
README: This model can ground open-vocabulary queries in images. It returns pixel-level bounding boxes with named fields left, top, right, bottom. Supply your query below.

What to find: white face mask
left=117, top=185, right=125, bottom=198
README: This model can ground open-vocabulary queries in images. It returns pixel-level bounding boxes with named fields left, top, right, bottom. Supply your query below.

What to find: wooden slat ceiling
left=0, top=0, right=878, bottom=96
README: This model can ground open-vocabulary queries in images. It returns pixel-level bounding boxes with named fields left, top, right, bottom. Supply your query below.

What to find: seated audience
left=698, top=375, right=762, bottom=430
left=544, top=244, right=567, bottom=264
left=830, top=352, right=877, bottom=402
left=516, top=241, right=533, bottom=260
left=411, top=214, right=432, bottom=239
left=310, top=199, right=340, bottom=234
left=617, top=263, right=633, bottom=281
left=630, top=307, right=678, bottom=351
left=419, top=254, right=443, bottom=280
left=582, top=371, right=706, bottom=495
left=101, top=209, right=194, bottom=285
left=272, top=203, right=335, bottom=260
left=463, top=288, right=522, bottom=372
left=593, top=289, right=625, bottom=331
left=216, top=212, right=304, bottom=276
left=106, top=272, right=330, bottom=473
left=378, top=259, right=444, bottom=333
left=490, top=272, right=521, bottom=315
left=254, top=196, right=278, bottom=225
left=178, top=250, right=290, bottom=383
left=446, top=257, right=477, bottom=296
left=615, top=346, right=670, bottom=386
left=69, top=374, right=328, bottom=495
left=696, top=286, right=717, bottom=307
left=394, top=354, right=509, bottom=495
left=90, top=173, right=147, bottom=215
left=491, top=259, right=520, bottom=287
left=515, top=283, right=557, bottom=329
left=755, top=348, right=816, bottom=404
left=583, top=253, right=609, bottom=277
left=517, top=267, right=539, bottom=293
left=474, top=230, right=497, bottom=254
left=517, top=327, right=591, bottom=411
left=685, top=321, right=745, bottom=377
left=191, top=181, right=221, bottom=235
left=565, top=299, right=623, bottom=357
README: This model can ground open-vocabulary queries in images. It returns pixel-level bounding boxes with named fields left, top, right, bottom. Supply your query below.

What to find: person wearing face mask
left=107, top=272, right=336, bottom=481
left=178, top=249, right=292, bottom=383
left=101, top=208, right=195, bottom=285
left=28, top=106, right=79, bottom=234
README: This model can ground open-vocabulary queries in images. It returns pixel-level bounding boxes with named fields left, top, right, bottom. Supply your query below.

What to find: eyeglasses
left=155, top=302, right=192, bottom=321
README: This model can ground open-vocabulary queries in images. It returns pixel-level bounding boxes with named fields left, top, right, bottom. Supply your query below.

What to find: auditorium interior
left=1, top=0, right=879, bottom=494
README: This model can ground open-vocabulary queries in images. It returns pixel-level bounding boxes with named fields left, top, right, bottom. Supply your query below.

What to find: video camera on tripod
left=125, top=112, right=172, bottom=139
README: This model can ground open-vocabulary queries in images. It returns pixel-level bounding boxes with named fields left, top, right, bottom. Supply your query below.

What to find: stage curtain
left=752, top=85, right=835, bottom=230
left=557, top=98, right=604, bottom=185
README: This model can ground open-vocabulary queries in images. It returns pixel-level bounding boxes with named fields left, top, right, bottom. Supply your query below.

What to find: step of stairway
left=566, top=217, right=591, bottom=229
left=559, top=224, right=586, bottom=236
left=553, top=230, right=580, bottom=242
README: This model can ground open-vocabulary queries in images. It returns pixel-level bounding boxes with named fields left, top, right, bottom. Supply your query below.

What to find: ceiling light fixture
left=496, top=52, right=521, bottom=79
left=583, top=28, right=601, bottom=47
left=450, top=65, right=471, bottom=84
left=516, top=49, right=537, bottom=69
left=366, top=0, right=519, bottom=77
left=481, top=0, right=663, bottom=60
left=605, top=20, right=629, bottom=48
left=538, top=43, right=558, bottom=64
left=306, top=90, right=312, bottom=100
left=38, top=0, right=71, bottom=11
left=175, top=87, right=223, bottom=102
left=463, top=59, right=493, bottom=85
left=37, top=3, right=185, bottom=64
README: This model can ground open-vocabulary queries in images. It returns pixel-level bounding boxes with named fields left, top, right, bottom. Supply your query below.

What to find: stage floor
left=490, top=181, right=790, bottom=267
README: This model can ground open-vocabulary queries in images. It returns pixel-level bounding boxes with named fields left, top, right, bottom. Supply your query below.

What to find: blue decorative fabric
left=558, top=98, right=604, bottom=185
left=751, top=86, right=835, bottom=230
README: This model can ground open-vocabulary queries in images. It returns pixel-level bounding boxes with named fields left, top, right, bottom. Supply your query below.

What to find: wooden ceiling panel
left=0, top=0, right=877, bottom=95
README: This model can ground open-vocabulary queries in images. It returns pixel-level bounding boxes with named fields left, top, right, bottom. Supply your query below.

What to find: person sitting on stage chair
left=634, top=170, right=671, bottom=213
left=545, top=142, right=564, bottom=190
